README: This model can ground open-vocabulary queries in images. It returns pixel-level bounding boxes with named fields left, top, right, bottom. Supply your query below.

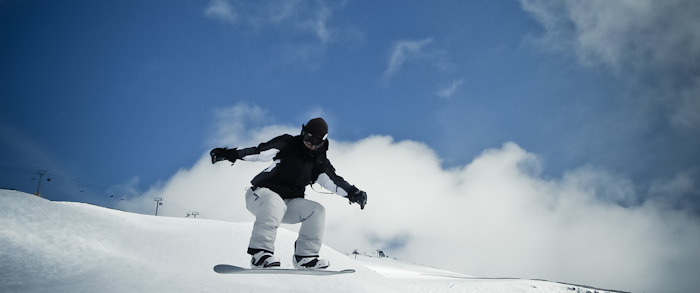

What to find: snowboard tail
left=213, top=264, right=355, bottom=275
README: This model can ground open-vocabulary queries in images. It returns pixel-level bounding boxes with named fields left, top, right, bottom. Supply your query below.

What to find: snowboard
left=213, top=264, right=355, bottom=276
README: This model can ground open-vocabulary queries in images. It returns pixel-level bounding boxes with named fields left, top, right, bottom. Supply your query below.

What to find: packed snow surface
left=0, top=189, right=624, bottom=292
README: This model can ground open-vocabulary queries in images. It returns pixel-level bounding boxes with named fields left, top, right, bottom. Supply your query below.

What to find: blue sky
left=0, top=1, right=699, bottom=203
left=2, top=0, right=699, bottom=208
left=2, top=0, right=698, bottom=209
left=2, top=1, right=700, bottom=291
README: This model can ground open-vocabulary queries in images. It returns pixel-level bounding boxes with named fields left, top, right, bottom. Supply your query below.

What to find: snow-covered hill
left=0, top=189, right=625, bottom=292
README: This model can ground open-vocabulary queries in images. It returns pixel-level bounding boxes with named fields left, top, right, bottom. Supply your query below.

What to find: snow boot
left=250, top=251, right=281, bottom=269
left=293, top=255, right=330, bottom=270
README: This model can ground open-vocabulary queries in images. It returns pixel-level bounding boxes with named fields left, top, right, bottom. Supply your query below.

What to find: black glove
left=347, top=186, right=367, bottom=210
left=210, top=147, right=238, bottom=164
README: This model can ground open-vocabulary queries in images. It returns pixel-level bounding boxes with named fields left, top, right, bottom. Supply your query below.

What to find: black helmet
left=302, top=118, right=328, bottom=148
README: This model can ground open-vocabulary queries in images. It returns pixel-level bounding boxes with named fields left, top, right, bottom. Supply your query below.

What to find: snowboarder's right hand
left=210, top=147, right=238, bottom=164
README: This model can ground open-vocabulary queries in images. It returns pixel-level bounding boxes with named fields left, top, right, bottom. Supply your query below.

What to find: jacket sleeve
left=314, top=160, right=355, bottom=197
left=236, top=134, right=292, bottom=162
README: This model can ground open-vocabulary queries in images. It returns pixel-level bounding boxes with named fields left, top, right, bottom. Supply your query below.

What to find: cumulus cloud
left=519, top=0, right=700, bottom=131
left=208, top=104, right=278, bottom=147
left=119, top=105, right=700, bottom=293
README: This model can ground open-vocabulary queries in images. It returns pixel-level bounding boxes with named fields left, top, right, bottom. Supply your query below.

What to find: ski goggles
left=302, top=131, right=327, bottom=147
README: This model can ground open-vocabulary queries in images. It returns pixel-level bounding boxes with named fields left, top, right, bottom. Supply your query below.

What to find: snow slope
left=0, top=190, right=624, bottom=292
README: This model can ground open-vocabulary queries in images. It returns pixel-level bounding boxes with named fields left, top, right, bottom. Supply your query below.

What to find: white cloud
left=204, top=0, right=238, bottom=24
left=119, top=108, right=700, bottom=293
left=307, top=3, right=332, bottom=44
left=383, top=38, right=434, bottom=78
left=672, top=78, right=700, bottom=130
left=208, top=104, right=273, bottom=147
left=519, top=0, right=700, bottom=131
left=203, top=1, right=363, bottom=70
left=382, top=38, right=454, bottom=84
left=436, top=78, right=465, bottom=99
left=648, top=170, right=699, bottom=212
left=203, top=0, right=350, bottom=45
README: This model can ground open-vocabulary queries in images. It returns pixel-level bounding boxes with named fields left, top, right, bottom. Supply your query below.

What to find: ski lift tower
left=154, top=198, right=163, bottom=216
left=33, top=170, right=49, bottom=197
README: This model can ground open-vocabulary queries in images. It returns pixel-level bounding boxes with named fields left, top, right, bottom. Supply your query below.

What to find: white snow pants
left=245, top=187, right=326, bottom=257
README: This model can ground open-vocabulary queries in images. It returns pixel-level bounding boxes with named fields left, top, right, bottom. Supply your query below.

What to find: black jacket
left=237, top=134, right=355, bottom=199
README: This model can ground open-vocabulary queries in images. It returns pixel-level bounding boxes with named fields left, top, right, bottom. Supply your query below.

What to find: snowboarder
left=210, top=118, right=367, bottom=270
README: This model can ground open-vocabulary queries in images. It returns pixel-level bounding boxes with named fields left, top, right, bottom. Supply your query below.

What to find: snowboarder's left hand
left=347, top=186, right=367, bottom=210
